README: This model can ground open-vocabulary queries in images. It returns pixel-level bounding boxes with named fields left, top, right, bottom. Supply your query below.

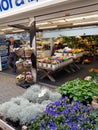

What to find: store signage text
left=0, top=0, right=38, bottom=13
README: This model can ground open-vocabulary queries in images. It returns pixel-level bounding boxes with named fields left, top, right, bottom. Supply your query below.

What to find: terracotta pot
left=92, top=96, right=98, bottom=109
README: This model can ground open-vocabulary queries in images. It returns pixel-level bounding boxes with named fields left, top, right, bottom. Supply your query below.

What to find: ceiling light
left=52, top=20, right=65, bottom=23
left=73, top=21, right=98, bottom=25
left=39, top=25, right=57, bottom=29
left=66, top=14, right=98, bottom=21
left=36, top=22, right=49, bottom=26
left=13, top=29, right=24, bottom=33
left=1, top=27, right=13, bottom=31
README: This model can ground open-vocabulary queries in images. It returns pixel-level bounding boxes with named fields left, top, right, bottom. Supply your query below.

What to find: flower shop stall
left=37, top=57, right=73, bottom=82
left=15, top=47, right=35, bottom=88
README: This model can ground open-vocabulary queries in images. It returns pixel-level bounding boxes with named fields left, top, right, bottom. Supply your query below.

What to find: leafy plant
left=29, top=97, right=95, bottom=130
left=57, top=78, right=98, bottom=105
left=0, top=85, right=61, bottom=125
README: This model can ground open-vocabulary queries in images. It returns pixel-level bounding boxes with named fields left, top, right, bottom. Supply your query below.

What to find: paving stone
left=0, top=73, right=25, bottom=104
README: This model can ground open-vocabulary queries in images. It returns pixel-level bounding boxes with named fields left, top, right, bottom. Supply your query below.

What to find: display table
left=38, top=58, right=73, bottom=82
left=73, top=52, right=83, bottom=59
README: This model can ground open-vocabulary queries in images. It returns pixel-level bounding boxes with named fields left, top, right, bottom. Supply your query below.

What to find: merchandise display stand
left=16, top=48, right=34, bottom=89
left=38, top=58, right=73, bottom=82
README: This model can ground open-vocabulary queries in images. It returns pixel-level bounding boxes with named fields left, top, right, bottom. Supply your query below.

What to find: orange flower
left=95, top=69, right=98, bottom=73
left=89, top=68, right=94, bottom=73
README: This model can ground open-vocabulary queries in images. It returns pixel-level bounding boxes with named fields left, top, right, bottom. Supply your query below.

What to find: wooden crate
left=0, top=119, right=15, bottom=130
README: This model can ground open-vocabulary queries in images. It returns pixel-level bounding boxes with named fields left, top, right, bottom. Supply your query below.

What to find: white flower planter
left=43, top=63, right=47, bottom=68
left=47, top=64, right=52, bottom=68
left=64, top=53, right=67, bottom=57
left=52, top=64, right=57, bottom=70
left=38, top=62, right=42, bottom=67
left=73, top=53, right=83, bottom=59
left=63, top=61, right=66, bottom=66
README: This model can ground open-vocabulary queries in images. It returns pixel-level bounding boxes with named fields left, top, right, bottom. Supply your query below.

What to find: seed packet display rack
left=16, top=48, right=34, bottom=89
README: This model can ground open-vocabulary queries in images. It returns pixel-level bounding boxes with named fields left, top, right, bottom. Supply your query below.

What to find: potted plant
left=89, top=68, right=98, bottom=83
left=46, top=60, right=52, bottom=68
left=29, top=97, right=95, bottom=130
left=92, top=96, right=98, bottom=109
left=51, top=60, right=58, bottom=70
left=42, top=60, right=47, bottom=68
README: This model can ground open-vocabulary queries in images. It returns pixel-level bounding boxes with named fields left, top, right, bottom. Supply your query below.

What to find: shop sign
left=0, top=0, right=39, bottom=13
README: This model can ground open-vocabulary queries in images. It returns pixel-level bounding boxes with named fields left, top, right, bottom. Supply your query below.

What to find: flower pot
left=17, top=78, right=25, bottom=84
left=52, top=64, right=56, bottom=70
left=92, top=96, right=98, bottom=109
left=38, top=62, right=42, bottom=67
left=26, top=79, right=33, bottom=84
left=47, top=64, right=52, bottom=68
left=24, top=66, right=31, bottom=71
left=16, top=63, right=23, bottom=70
left=15, top=48, right=24, bottom=57
left=61, top=61, right=65, bottom=66
left=25, top=50, right=33, bottom=57
left=42, top=63, right=47, bottom=68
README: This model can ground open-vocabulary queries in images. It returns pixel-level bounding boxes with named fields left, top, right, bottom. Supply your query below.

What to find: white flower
left=36, top=89, right=49, bottom=104
left=19, top=103, right=43, bottom=125
left=84, top=76, right=92, bottom=81
left=6, top=104, right=21, bottom=122
left=49, top=91, right=62, bottom=102
left=11, top=97, right=30, bottom=106
left=28, top=84, right=41, bottom=92
left=23, top=84, right=41, bottom=102
left=42, top=100, right=52, bottom=105
left=0, top=102, right=15, bottom=118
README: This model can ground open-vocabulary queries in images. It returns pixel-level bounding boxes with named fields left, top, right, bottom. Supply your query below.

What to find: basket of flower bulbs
left=23, top=60, right=32, bottom=71
left=16, top=74, right=25, bottom=83
left=24, top=47, right=33, bottom=57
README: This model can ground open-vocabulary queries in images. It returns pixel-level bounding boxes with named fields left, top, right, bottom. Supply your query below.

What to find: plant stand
left=16, top=49, right=34, bottom=89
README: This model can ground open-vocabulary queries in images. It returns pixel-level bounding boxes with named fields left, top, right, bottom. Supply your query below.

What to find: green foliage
left=57, top=78, right=98, bottom=104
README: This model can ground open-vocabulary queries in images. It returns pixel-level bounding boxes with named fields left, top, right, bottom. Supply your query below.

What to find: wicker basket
left=25, top=49, right=33, bottom=57
left=23, top=65, right=32, bottom=71
left=92, top=96, right=98, bottom=109
left=16, top=62, right=23, bottom=70
left=26, top=79, right=33, bottom=84
left=17, top=78, right=25, bottom=83
left=15, top=48, right=24, bottom=57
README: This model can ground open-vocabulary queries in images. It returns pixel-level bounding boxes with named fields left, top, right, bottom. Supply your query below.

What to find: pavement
left=0, top=73, right=25, bottom=104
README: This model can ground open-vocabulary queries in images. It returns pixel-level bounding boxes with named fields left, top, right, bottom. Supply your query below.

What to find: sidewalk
left=0, top=73, right=25, bottom=104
